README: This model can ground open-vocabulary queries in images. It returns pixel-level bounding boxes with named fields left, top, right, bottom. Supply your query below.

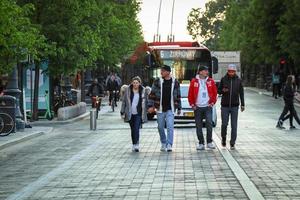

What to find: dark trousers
left=279, top=104, right=300, bottom=126
left=273, top=84, right=279, bottom=98
left=194, top=106, right=213, bottom=144
left=129, top=114, right=142, bottom=145
left=221, top=107, right=239, bottom=145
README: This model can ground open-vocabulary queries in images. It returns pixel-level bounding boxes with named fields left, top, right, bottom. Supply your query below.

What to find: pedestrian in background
left=188, top=66, right=217, bottom=150
left=272, top=70, right=281, bottom=99
left=218, top=64, right=245, bottom=150
left=120, top=76, right=149, bottom=152
left=106, top=75, right=120, bottom=107
left=148, top=65, right=181, bottom=152
left=276, top=75, right=300, bottom=130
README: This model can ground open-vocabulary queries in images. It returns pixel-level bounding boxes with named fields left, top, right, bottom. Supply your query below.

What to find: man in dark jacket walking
left=148, top=65, right=181, bottom=152
left=218, top=64, right=245, bottom=150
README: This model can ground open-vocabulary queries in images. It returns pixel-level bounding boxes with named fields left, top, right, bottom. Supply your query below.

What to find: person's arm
left=177, top=81, right=182, bottom=112
left=211, top=80, right=218, bottom=105
left=147, top=79, right=159, bottom=112
left=218, top=78, right=224, bottom=94
left=120, top=89, right=127, bottom=115
left=239, top=79, right=245, bottom=110
left=188, top=79, right=195, bottom=107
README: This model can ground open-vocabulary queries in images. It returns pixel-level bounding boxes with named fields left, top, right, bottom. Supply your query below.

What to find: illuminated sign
left=159, top=50, right=197, bottom=60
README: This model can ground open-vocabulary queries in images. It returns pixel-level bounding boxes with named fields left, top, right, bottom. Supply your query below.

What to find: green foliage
left=0, top=0, right=47, bottom=74
left=1, top=0, right=143, bottom=75
left=187, top=0, right=227, bottom=49
left=277, top=0, right=300, bottom=63
left=188, top=0, right=300, bottom=67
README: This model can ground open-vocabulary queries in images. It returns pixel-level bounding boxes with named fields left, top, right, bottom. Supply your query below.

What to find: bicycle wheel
left=0, top=113, right=15, bottom=137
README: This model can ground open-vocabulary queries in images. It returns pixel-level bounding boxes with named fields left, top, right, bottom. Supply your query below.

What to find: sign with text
left=159, top=50, right=197, bottom=60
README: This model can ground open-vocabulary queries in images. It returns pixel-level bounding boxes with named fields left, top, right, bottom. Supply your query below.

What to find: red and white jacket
left=188, top=76, right=217, bottom=107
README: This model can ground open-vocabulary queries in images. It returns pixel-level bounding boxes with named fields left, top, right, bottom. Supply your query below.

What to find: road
left=0, top=89, right=299, bottom=200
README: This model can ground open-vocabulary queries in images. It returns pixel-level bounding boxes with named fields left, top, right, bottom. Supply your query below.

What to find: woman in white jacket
left=121, top=76, right=149, bottom=152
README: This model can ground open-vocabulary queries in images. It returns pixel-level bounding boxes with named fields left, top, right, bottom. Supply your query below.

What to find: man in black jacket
left=218, top=64, right=245, bottom=150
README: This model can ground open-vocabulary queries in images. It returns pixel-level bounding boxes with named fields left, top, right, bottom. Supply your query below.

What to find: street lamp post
left=4, top=66, right=25, bottom=131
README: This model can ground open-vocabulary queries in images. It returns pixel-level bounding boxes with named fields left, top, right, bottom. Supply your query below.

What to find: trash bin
left=0, top=95, right=16, bottom=134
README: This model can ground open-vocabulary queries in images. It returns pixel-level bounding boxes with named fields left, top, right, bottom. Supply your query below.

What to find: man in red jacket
left=188, top=66, right=217, bottom=150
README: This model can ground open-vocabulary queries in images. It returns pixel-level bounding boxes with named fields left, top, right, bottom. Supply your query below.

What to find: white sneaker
left=132, top=145, right=136, bottom=152
left=134, top=144, right=139, bottom=152
left=207, top=142, right=216, bottom=149
left=160, top=143, right=166, bottom=152
left=167, top=144, right=172, bottom=152
left=196, top=144, right=205, bottom=150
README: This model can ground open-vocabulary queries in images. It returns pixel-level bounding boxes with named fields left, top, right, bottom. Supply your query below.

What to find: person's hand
left=241, top=106, right=245, bottom=112
left=148, top=107, right=155, bottom=114
left=177, top=109, right=181, bottom=115
left=192, top=106, right=197, bottom=110
left=208, top=104, right=214, bottom=107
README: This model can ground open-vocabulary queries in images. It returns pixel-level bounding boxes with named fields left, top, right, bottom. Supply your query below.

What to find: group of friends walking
left=120, top=64, right=245, bottom=152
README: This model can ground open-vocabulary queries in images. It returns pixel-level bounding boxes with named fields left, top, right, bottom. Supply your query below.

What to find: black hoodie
left=218, top=74, right=245, bottom=107
left=283, top=84, right=295, bottom=105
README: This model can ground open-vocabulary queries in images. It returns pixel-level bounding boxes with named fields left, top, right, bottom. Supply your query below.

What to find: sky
left=138, top=0, right=207, bottom=42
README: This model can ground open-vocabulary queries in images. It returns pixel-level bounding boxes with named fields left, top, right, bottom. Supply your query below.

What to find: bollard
left=90, top=109, right=97, bottom=130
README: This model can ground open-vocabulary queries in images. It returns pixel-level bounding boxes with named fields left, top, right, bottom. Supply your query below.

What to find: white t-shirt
left=196, top=78, right=209, bottom=107
left=131, top=92, right=140, bottom=115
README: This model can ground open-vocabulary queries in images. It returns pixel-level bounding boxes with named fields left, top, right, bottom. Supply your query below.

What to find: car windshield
left=180, top=85, right=189, bottom=98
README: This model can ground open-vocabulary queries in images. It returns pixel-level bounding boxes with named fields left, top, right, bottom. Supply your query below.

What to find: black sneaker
left=221, top=139, right=226, bottom=147
left=276, top=121, right=285, bottom=129
left=290, top=126, right=296, bottom=130
left=230, top=144, right=235, bottom=150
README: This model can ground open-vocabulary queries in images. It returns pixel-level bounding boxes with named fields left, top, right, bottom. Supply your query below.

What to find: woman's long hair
left=286, top=75, right=294, bottom=87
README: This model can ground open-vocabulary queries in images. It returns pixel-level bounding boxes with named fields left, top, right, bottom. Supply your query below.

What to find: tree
left=187, top=0, right=228, bottom=49
left=0, top=0, right=47, bottom=74
left=278, top=0, right=300, bottom=66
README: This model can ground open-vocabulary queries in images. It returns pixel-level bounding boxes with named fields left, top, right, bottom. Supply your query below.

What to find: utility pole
left=154, top=0, right=163, bottom=42
left=168, top=0, right=176, bottom=42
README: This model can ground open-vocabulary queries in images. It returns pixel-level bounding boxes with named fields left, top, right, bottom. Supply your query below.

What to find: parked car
left=174, top=84, right=217, bottom=127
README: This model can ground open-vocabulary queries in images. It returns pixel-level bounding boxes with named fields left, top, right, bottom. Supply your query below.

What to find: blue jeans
left=157, top=110, right=174, bottom=146
left=221, top=107, right=239, bottom=145
left=129, top=114, right=142, bottom=145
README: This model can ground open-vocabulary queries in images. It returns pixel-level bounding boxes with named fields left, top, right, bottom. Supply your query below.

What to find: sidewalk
left=246, top=87, right=300, bottom=108
left=0, top=126, right=53, bottom=150
left=29, top=99, right=110, bottom=126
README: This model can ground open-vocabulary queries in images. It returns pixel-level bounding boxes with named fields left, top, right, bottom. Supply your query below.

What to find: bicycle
left=110, top=90, right=118, bottom=112
left=53, top=92, right=75, bottom=114
left=0, top=113, right=15, bottom=136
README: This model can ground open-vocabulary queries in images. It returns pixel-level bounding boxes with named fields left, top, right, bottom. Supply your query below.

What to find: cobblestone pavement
left=215, top=89, right=300, bottom=200
left=0, top=89, right=300, bottom=199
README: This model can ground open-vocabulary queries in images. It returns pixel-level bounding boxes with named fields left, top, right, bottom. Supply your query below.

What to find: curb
left=246, top=87, right=300, bottom=108
left=0, top=127, right=53, bottom=150
left=29, top=112, right=90, bottom=126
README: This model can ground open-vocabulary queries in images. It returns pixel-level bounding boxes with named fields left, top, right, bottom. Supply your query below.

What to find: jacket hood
left=196, top=74, right=209, bottom=81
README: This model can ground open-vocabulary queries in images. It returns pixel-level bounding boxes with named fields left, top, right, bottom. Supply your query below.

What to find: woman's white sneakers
left=132, top=144, right=139, bottom=152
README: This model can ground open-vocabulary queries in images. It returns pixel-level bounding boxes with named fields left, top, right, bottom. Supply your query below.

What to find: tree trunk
left=81, top=71, right=85, bottom=102
left=32, top=63, right=40, bottom=121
